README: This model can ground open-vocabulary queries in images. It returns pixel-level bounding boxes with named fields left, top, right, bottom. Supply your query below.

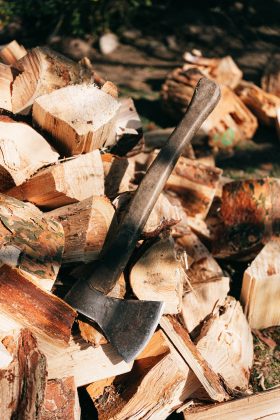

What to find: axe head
left=65, top=281, right=164, bottom=363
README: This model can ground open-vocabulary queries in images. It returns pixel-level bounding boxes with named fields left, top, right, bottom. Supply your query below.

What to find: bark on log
left=41, top=377, right=80, bottom=420
left=90, top=330, right=201, bottom=419
left=0, top=265, right=76, bottom=346
left=7, top=150, right=104, bottom=210
left=0, top=328, right=47, bottom=419
left=47, top=196, right=115, bottom=263
left=236, top=80, right=280, bottom=126
left=0, top=63, right=13, bottom=111
left=241, top=239, right=280, bottom=329
left=0, top=40, right=27, bottom=65
left=130, top=235, right=184, bottom=314
left=261, top=53, right=280, bottom=98
left=160, top=316, right=230, bottom=402
left=195, top=297, right=253, bottom=391
left=183, top=52, right=243, bottom=89
left=33, top=84, right=120, bottom=156
left=11, top=46, right=94, bottom=114
left=0, top=119, right=59, bottom=192
left=0, top=194, right=64, bottom=290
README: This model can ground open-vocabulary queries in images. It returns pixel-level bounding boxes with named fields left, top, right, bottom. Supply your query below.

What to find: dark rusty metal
left=64, top=77, right=221, bottom=362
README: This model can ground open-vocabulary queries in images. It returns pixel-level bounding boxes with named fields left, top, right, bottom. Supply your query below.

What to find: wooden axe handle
left=87, top=77, right=220, bottom=294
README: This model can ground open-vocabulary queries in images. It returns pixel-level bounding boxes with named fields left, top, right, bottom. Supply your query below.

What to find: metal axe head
left=65, top=280, right=164, bottom=363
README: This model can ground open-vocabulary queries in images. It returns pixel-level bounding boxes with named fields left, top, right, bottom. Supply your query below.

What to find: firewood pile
left=0, top=40, right=279, bottom=419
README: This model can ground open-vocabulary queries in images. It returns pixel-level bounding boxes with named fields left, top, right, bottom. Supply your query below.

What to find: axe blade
left=65, top=281, right=164, bottom=362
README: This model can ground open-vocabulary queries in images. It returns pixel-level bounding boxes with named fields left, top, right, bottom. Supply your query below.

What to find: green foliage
left=0, top=0, right=153, bottom=38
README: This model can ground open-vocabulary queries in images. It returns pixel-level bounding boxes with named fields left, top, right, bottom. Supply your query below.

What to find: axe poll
left=65, top=77, right=221, bottom=362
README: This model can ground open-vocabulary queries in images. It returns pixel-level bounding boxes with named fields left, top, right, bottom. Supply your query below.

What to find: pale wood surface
left=183, top=387, right=280, bottom=420
left=0, top=63, right=13, bottom=111
left=160, top=316, right=229, bottom=402
left=11, top=46, right=93, bottom=114
left=0, top=120, right=59, bottom=191
left=130, top=236, right=183, bottom=314
left=0, top=40, right=27, bottom=64
left=7, top=150, right=105, bottom=209
left=195, top=297, right=253, bottom=391
left=241, top=239, right=280, bottom=329
left=33, top=83, right=120, bottom=155
left=47, top=195, right=115, bottom=263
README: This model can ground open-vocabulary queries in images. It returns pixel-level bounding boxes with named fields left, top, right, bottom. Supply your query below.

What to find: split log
left=0, top=194, right=64, bottom=290
left=176, top=232, right=229, bottom=333
left=236, top=81, right=280, bottom=126
left=214, top=178, right=280, bottom=258
left=165, top=156, right=222, bottom=219
left=0, top=328, right=47, bottom=419
left=41, top=377, right=80, bottom=420
left=195, top=297, right=253, bottom=391
left=0, top=265, right=76, bottom=346
left=241, top=239, right=280, bottom=329
left=46, top=334, right=133, bottom=387
left=33, top=83, right=120, bottom=156
left=7, top=150, right=104, bottom=209
left=113, top=191, right=184, bottom=238
left=11, top=46, right=94, bottom=114
left=90, top=330, right=201, bottom=419
left=161, top=68, right=257, bottom=148
left=160, top=316, right=230, bottom=402
left=183, top=52, right=243, bottom=89
left=0, top=119, right=59, bottom=192
left=130, top=235, right=184, bottom=314
left=47, top=196, right=115, bottom=263
left=261, top=53, right=280, bottom=97
left=0, top=40, right=27, bottom=64
left=183, top=387, right=280, bottom=420
left=112, top=97, right=143, bottom=156
left=0, top=63, right=13, bottom=111
left=102, top=153, right=135, bottom=199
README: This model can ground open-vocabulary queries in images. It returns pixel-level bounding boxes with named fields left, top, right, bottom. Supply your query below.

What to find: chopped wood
left=0, top=119, right=59, bottom=192
left=241, top=239, right=280, bottom=329
left=183, top=52, right=243, bottom=89
left=101, top=80, right=118, bottom=98
left=90, top=330, right=201, bottom=419
left=112, top=97, right=143, bottom=156
left=46, top=334, right=133, bottom=387
left=33, top=83, right=120, bottom=156
left=165, top=155, right=222, bottom=219
left=130, top=235, right=184, bottom=314
left=0, top=40, right=27, bottom=65
left=0, top=63, right=13, bottom=111
left=102, top=153, right=135, bottom=199
left=177, top=232, right=229, bottom=333
left=0, top=340, right=13, bottom=368
left=11, top=46, right=94, bottom=114
left=160, top=316, right=230, bottom=402
left=0, top=328, right=47, bottom=419
left=41, top=377, right=80, bottom=420
left=183, top=387, right=280, bottom=420
left=47, top=196, right=115, bottom=263
left=214, top=178, right=280, bottom=258
left=236, top=80, right=280, bottom=126
left=195, top=297, right=253, bottom=391
left=161, top=68, right=257, bottom=148
left=261, top=53, right=280, bottom=97
left=0, top=194, right=64, bottom=290
left=0, top=265, right=76, bottom=346
left=7, top=150, right=104, bottom=209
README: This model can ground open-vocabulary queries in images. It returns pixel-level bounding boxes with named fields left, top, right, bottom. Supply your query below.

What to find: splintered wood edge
left=160, top=316, right=229, bottom=402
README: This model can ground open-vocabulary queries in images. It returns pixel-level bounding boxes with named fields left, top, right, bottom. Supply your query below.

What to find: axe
left=65, top=77, right=220, bottom=362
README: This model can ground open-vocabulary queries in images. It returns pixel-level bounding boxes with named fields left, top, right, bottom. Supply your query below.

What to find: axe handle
left=86, top=77, right=220, bottom=294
